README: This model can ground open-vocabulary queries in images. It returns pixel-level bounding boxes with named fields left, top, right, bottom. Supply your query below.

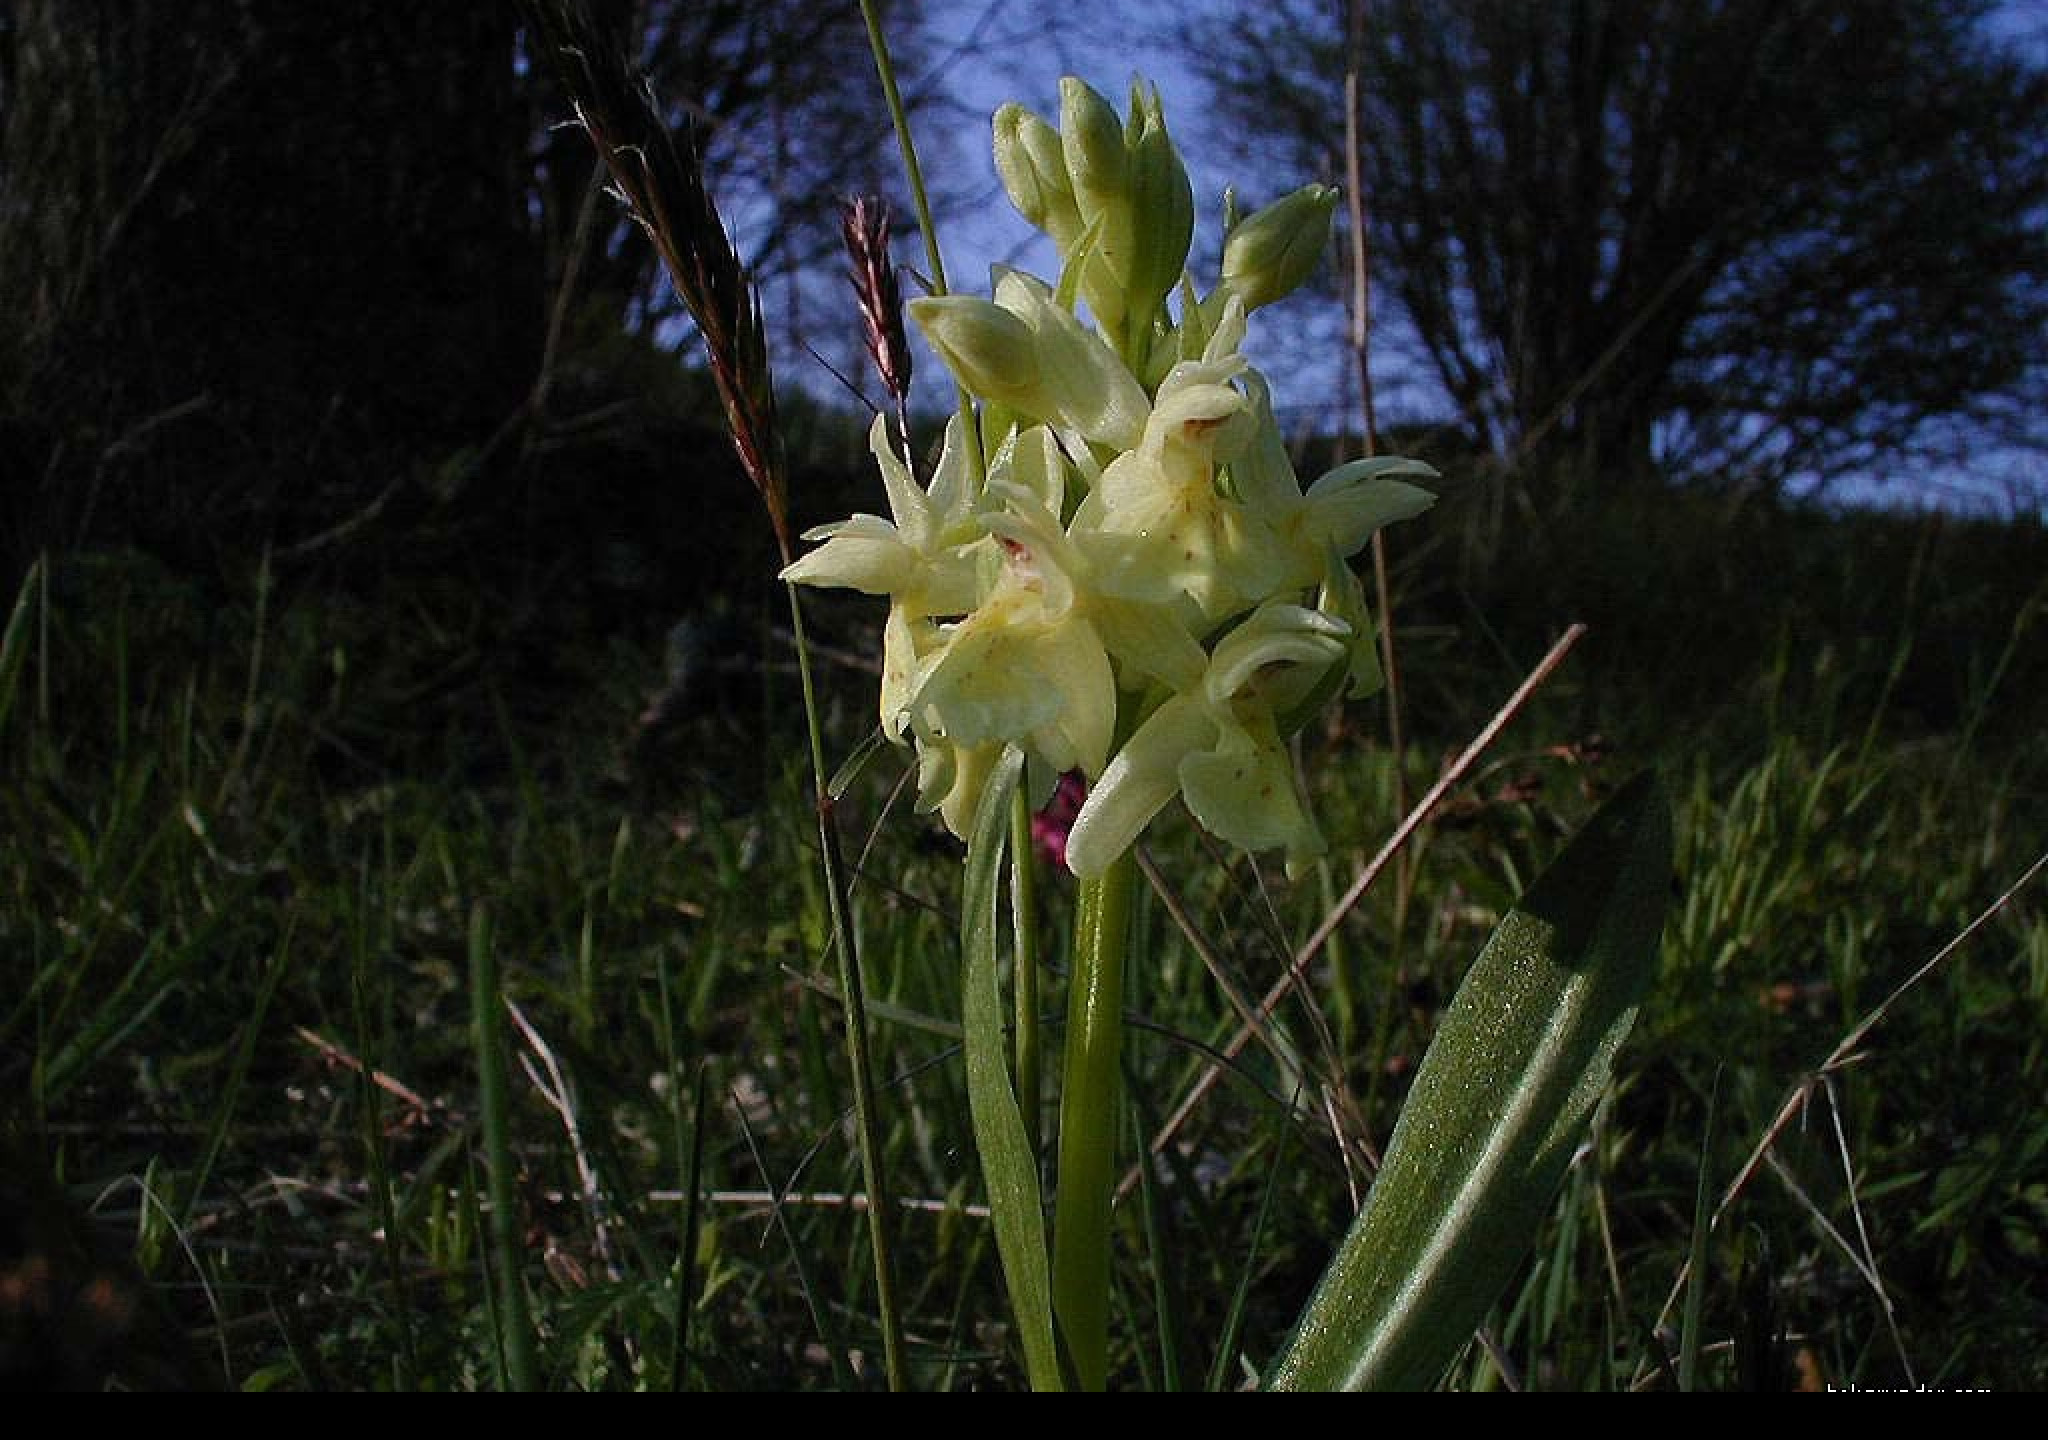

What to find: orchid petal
left=994, top=268, right=1149, bottom=450
left=1064, top=694, right=1214, bottom=878
left=869, top=415, right=930, bottom=548
left=1302, top=473, right=1438, bottom=557
left=1205, top=603, right=1350, bottom=709
left=1035, top=614, right=1117, bottom=776
left=880, top=605, right=930, bottom=740
left=1317, top=549, right=1385, bottom=700
left=1179, top=719, right=1323, bottom=860
left=1090, top=595, right=1206, bottom=694
left=778, top=516, right=913, bottom=595
left=987, top=423, right=1070, bottom=518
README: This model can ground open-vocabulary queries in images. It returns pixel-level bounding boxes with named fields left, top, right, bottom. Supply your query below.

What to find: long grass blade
left=181, top=914, right=297, bottom=1230
left=1127, top=1084, right=1185, bottom=1393
left=470, top=902, right=541, bottom=1391
left=729, top=1085, right=856, bottom=1389
left=1678, top=1072, right=1719, bottom=1390
left=1208, top=1088, right=1299, bottom=1394
left=961, top=745, right=1062, bottom=1390
left=0, top=556, right=40, bottom=742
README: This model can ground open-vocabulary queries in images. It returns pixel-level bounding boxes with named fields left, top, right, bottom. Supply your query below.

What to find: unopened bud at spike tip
left=1222, top=184, right=1340, bottom=312
left=1126, top=112, right=1195, bottom=322
left=1060, top=77, right=1129, bottom=217
left=994, top=104, right=1083, bottom=248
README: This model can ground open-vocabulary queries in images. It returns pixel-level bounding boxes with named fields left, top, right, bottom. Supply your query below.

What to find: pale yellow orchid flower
left=1222, top=370, right=1440, bottom=694
left=780, top=414, right=986, bottom=738
left=1064, top=602, right=1352, bottom=879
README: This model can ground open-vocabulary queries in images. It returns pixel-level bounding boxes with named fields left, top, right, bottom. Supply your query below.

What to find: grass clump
left=4, top=485, right=2041, bottom=1390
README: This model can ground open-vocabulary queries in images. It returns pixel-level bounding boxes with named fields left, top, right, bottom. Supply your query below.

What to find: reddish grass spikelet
left=519, top=0, right=792, bottom=559
left=840, top=195, right=914, bottom=443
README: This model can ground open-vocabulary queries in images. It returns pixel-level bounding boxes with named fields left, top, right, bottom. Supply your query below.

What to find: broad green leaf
left=962, top=745, right=1063, bottom=1389
left=1267, top=771, right=1673, bottom=1391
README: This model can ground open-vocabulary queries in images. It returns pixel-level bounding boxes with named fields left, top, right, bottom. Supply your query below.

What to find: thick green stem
left=1010, top=787, right=1043, bottom=1161
left=785, top=582, right=909, bottom=1391
left=1052, top=844, right=1137, bottom=1391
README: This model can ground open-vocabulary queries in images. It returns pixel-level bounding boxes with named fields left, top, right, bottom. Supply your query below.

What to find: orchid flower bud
left=1060, top=77, right=1129, bottom=221
left=1054, top=78, right=1140, bottom=339
left=909, top=294, right=1041, bottom=410
left=993, top=103, right=1084, bottom=250
left=1222, top=184, right=1339, bottom=311
left=1125, top=86, right=1195, bottom=325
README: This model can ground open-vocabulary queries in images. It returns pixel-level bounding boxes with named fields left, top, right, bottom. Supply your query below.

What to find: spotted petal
left=1064, top=693, right=1215, bottom=879
left=1179, top=715, right=1321, bottom=862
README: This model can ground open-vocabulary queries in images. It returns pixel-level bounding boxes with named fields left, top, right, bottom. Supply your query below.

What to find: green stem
left=786, top=581, right=909, bottom=1391
left=1052, top=844, right=1137, bottom=1391
left=1010, top=786, right=1042, bottom=1161
left=470, top=902, right=539, bottom=1392
left=857, top=0, right=947, bottom=296
left=857, top=0, right=984, bottom=482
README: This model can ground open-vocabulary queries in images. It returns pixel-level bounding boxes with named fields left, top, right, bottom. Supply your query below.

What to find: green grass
left=1, top=498, right=2042, bottom=1389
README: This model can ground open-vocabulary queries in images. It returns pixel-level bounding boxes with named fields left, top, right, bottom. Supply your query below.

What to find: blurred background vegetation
left=0, top=0, right=2043, bottom=1391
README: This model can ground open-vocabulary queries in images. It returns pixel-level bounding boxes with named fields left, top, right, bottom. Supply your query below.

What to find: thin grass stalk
left=1342, top=0, right=1415, bottom=930
left=730, top=1082, right=858, bottom=1389
left=1678, top=1075, right=1719, bottom=1391
left=1129, top=1088, right=1186, bottom=1393
left=182, top=915, right=295, bottom=1231
left=358, top=899, right=417, bottom=1389
left=856, top=0, right=947, bottom=297
left=519, top=2, right=910, bottom=1385
left=0, top=556, right=42, bottom=744
left=1052, top=846, right=1137, bottom=1391
left=654, top=952, right=706, bottom=1391
left=857, top=0, right=984, bottom=478
left=787, top=580, right=911, bottom=1390
left=469, top=902, right=539, bottom=1392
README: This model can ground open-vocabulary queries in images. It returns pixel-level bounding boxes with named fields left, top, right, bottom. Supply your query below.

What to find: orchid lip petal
left=1064, top=695, right=1213, bottom=877
left=1179, top=734, right=1313, bottom=855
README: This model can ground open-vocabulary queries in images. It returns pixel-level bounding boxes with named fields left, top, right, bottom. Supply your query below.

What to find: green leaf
left=1266, top=771, right=1673, bottom=1391
left=962, top=745, right=1063, bottom=1390
left=0, top=556, right=40, bottom=741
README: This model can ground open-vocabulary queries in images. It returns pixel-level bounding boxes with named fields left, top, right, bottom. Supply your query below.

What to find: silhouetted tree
left=0, top=2, right=538, bottom=564
left=0, top=1, right=927, bottom=569
left=1191, top=0, right=2048, bottom=497
left=523, top=1, right=923, bottom=348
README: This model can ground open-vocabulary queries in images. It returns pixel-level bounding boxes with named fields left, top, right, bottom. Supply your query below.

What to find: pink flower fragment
left=1031, top=771, right=1088, bottom=868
